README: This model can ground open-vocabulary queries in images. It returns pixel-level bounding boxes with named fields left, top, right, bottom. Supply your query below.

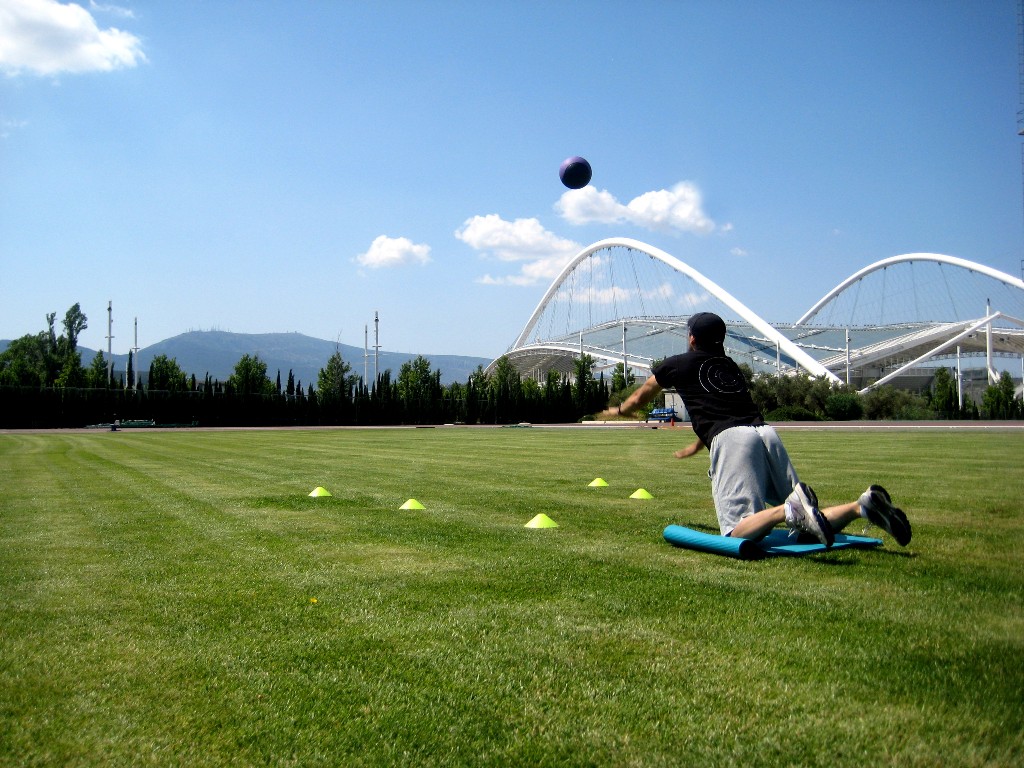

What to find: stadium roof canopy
left=493, top=238, right=1024, bottom=393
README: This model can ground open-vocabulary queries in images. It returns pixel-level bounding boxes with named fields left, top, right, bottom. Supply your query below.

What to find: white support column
left=986, top=300, right=996, bottom=384
left=845, top=329, right=851, bottom=385
left=622, top=321, right=628, bottom=383
left=956, top=345, right=963, bottom=410
left=860, top=314, right=1002, bottom=393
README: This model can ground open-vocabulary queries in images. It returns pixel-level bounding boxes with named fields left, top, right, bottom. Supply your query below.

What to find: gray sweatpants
left=708, top=424, right=800, bottom=535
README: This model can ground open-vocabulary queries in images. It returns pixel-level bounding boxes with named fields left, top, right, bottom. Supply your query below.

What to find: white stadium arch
left=495, top=239, right=1024, bottom=397
left=797, top=253, right=1024, bottom=326
left=513, top=237, right=839, bottom=382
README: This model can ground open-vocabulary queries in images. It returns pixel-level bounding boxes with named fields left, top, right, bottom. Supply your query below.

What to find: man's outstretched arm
left=674, top=438, right=704, bottom=459
left=596, top=374, right=663, bottom=420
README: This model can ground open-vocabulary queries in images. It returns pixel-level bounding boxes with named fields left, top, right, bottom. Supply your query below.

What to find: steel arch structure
left=797, top=253, right=1024, bottom=326
left=496, top=238, right=1024, bottom=395
left=512, top=237, right=839, bottom=382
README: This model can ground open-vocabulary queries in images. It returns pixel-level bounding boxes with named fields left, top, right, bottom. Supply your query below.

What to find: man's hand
left=673, top=438, right=705, bottom=459
left=596, top=375, right=663, bottom=421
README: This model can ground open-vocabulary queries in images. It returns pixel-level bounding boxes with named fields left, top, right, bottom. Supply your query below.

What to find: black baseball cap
left=687, top=312, right=727, bottom=346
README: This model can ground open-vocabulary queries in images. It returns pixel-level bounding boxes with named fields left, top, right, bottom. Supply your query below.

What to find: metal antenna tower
left=372, top=311, right=380, bottom=382
left=132, top=317, right=140, bottom=389
left=106, top=301, right=114, bottom=381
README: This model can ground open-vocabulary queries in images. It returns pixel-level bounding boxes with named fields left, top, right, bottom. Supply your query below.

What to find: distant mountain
left=0, top=331, right=494, bottom=387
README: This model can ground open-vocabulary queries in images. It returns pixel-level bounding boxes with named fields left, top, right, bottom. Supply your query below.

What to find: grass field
left=1, top=426, right=1022, bottom=767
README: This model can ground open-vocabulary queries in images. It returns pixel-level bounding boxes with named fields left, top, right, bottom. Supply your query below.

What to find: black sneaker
left=785, top=482, right=834, bottom=547
left=860, top=485, right=911, bottom=546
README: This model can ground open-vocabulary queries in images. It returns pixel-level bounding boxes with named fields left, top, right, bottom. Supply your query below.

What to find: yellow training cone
left=309, top=487, right=332, bottom=497
left=588, top=478, right=609, bottom=487
left=400, top=498, right=425, bottom=510
left=630, top=488, right=654, bottom=499
left=525, top=513, right=559, bottom=528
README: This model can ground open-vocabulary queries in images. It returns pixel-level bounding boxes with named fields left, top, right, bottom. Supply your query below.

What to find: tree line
left=1, top=304, right=1020, bottom=428
left=0, top=305, right=609, bottom=428
left=735, top=362, right=1020, bottom=422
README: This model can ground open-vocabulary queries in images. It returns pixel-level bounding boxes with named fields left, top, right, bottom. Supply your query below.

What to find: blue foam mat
left=663, top=525, right=882, bottom=560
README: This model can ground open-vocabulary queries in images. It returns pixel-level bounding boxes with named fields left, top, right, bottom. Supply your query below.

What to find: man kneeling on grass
left=597, top=312, right=912, bottom=548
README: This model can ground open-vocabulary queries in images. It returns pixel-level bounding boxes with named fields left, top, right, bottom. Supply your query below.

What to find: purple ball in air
left=559, top=156, right=592, bottom=189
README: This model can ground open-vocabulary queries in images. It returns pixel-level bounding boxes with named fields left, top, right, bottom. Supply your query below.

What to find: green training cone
left=630, top=488, right=654, bottom=499
left=309, top=487, right=332, bottom=497
left=400, top=498, right=425, bottom=510
left=525, top=513, right=559, bottom=528
left=588, top=478, right=609, bottom=487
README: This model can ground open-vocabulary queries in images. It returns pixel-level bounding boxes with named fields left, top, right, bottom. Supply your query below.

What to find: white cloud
left=0, top=0, right=146, bottom=76
left=457, top=213, right=582, bottom=287
left=589, top=285, right=632, bottom=305
left=642, top=282, right=675, bottom=301
left=476, top=272, right=532, bottom=287
left=730, top=247, right=748, bottom=257
left=554, top=187, right=624, bottom=227
left=475, top=250, right=579, bottom=287
left=355, top=235, right=432, bottom=269
left=547, top=280, right=674, bottom=307
left=679, top=290, right=711, bottom=310
left=455, top=214, right=579, bottom=262
left=89, top=2, right=135, bottom=19
left=555, top=182, right=717, bottom=235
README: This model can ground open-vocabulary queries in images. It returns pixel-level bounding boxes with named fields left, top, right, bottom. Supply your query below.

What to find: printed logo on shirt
left=698, top=357, right=746, bottom=394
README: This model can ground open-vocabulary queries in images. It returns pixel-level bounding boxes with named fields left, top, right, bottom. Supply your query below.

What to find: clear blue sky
left=1, top=0, right=1020, bottom=359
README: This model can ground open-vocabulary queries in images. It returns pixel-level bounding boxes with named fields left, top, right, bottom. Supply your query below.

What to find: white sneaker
left=859, top=485, right=911, bottom=546
left=784, top=482, right=834, bottom=547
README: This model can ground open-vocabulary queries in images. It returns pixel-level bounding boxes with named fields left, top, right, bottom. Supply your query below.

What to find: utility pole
left=373, top=311, right=380, bottom=384
left=132, top=317, right=140, bottom=389
left=106, top=301, right=114, bottom=383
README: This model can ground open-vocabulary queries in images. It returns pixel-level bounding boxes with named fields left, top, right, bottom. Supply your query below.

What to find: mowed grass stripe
left=1, top=428, right=1022, bottom=766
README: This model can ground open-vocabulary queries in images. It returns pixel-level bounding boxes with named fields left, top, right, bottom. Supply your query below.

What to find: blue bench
left=646, top=407, right=677, bottom=422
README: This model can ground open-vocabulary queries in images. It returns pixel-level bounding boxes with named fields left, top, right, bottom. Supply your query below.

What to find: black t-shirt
left=653, top=349, right=763, bottom=446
